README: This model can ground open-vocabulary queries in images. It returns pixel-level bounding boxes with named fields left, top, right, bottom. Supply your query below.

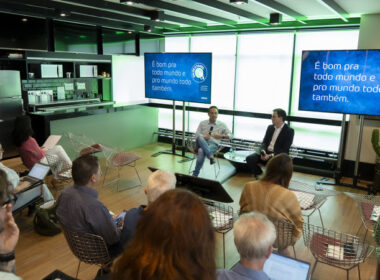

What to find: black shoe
left=210, top=157, right=215, bottom=165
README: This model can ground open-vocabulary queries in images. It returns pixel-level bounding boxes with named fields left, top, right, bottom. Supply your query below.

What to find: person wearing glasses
left=0, top=169, right=21, bottom=279
left=0, top=143, right=53, bottom=213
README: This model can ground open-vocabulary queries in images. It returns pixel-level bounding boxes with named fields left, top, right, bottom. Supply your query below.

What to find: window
left=235, top=32, right=294, bottom=113
left=190, top=34, right=236, bottom=110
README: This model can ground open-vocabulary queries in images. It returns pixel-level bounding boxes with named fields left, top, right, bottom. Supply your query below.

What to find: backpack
left=33, top=200, right=61, bottom=236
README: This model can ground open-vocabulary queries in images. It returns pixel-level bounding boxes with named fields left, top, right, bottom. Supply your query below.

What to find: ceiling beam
left=192, top=0, right=268, bottom=25
left=164, top=14, right=207, bottom=29
left=133, top=0, right=238, bottom=27
left=62, top=0, right=207, bottom=29
left=0, top=0, right=164, bottom=33
left=317, top=0, right=348, bottom=22
left=253, top=0, right=307, bottom=23
left=9, top=0, right=180, bottom=30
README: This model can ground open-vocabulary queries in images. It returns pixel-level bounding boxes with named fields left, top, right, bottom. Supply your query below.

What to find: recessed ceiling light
left=126, top=1, right=133, bottom=5
left=144, top=25, right=152, bottom=32
left=230, top=0, right=248, bottom=4
left=21, top=18, right=28, bottom=22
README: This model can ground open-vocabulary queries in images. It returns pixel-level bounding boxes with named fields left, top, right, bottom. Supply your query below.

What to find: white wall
left=345, top=14, right=380, bottom=163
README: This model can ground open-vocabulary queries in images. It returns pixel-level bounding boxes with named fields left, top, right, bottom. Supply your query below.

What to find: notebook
left=42, top=135, right=61, bottom=150
left=263, top=253, right=310, bottom=280
left=22, top=163, right=50, bottom=185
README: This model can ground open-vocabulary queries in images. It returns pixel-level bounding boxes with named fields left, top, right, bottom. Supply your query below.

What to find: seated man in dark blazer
left=246, top=108, right=294, bottom=178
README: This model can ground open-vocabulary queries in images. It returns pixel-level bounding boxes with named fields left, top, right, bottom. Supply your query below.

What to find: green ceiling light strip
left=317, top=0, right=349, bottom=22
left=164, top=18, right=360, bottom=35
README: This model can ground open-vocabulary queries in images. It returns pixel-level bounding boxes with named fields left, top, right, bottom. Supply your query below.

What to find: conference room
left=0, top=1, right=380, bottom=279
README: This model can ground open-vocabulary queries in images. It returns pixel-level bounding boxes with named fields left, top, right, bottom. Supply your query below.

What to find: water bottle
left=230, top=145, right=235, bottom=160
left=314, top=182, right=323, bottom=191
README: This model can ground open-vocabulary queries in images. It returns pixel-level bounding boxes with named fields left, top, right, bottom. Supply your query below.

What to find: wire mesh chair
left=344, top=192, right=380, bottom=241
left=101, top=145, right=142, bottom=192
left=45, top=149, right=72, bottom=196
left=269, top=217, right=297, bottom=258
left=66, top=132, right=103, bottom=156
left=203, top=200, right=234, bottom=268
left=303, top=223, right=374, bottom=280
left=290, top=180, right=340, bottom=228
left=186, top=137, right=223, bottom=178
left=61, top=224, right=112, bottom=279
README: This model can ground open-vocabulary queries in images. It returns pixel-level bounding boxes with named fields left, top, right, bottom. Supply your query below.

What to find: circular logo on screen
left=191, top=63, right=208, bottom=83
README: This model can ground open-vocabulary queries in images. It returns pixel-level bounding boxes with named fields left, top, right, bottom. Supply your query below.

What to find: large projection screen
left=299, top=50, right=380, bottom=116
left=144, top=53, right=212, bottom=104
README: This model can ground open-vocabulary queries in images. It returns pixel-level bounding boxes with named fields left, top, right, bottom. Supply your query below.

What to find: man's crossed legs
left=192, top=135, right=218, bottom=177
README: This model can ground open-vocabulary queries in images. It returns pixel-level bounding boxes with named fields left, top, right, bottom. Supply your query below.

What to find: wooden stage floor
left=3, top=142, right=377, bottom=280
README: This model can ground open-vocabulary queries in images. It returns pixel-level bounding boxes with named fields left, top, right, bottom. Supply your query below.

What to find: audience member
left=217, top=212, right=276, bottom=280
left=239, top=153, right=303, bottom=255
left=246, top=108, right=294, bottom=179
left=111, top=189, right=215, bottom=280
left=12, top=115, right=71, bottom=170
left=121, top=169, right=176, bottom=244
left=0, top=170, right=21, bottom=280
left=192, top=106, right=232, bottom=177
left=56, top=155, right=128, bottom=257
left=0, top=143, right=54, bottom=210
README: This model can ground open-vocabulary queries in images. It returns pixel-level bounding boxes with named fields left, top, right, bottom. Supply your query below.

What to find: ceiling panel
left=2, top=0, right=380, bottom=34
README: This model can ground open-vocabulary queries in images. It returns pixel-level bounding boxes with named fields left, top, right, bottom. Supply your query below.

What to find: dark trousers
left=246, top=153, right=267, bottom=176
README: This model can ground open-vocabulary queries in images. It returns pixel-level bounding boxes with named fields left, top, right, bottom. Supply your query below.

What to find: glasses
left=1, top=195, right=17, bottom=209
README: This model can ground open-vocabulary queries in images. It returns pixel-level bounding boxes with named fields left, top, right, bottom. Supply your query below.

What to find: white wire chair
left=344, top=192, right=380, bottom=241
left=269, top=217, right=297, bottom=258
left=65, top=132, right=102, bottom=156
left=186, top=136, right=223, bottom=178
left=289, top=180, right=340, bottom=228
left=101, top=145, right=142, bottom=192
left=303, top=223, right=374, bottom=280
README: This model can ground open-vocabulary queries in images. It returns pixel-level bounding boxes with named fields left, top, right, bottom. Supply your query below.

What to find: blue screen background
left=299, top=50, right=380, bottom=116
left=144, top=53, right=212, bottom=104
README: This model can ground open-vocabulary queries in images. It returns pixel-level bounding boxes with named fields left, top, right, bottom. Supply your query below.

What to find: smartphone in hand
left=114, top=211, right=127, bottom=228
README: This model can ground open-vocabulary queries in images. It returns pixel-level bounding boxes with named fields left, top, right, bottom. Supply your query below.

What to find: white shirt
left=195, top=120, right=232, bottom=145
left=268, top=123, right=284, bottom=152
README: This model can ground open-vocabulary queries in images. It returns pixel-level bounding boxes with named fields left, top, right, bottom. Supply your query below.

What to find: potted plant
left=371, top=129, right=380, bottom=194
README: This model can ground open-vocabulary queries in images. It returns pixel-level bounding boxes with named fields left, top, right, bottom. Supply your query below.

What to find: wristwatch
left=0, top=251, right=15, bottom=262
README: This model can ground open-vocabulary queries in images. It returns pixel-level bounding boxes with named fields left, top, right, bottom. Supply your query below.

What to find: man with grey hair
left=121, top=169, right=176, bottom=244
left=217, top=212, right=276, bottom=280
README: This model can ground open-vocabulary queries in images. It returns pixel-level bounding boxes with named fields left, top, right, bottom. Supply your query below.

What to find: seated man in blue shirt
left=121, top=169, right=176, bottom=244
left=56, top=154, right=128, bottom=257
left=218, top=212, right=276, bottom=280
left=192, top=106, right=232, bottom=177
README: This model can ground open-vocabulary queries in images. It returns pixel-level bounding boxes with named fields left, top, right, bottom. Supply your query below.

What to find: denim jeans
left=192, top=135, right=218, bottom=177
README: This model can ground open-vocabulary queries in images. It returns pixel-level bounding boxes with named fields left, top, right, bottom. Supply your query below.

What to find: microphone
left=208, top=126, right=214, bottom=135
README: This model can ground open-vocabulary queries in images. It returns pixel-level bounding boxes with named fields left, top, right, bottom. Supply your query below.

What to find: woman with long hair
left=111, top=189, right=216, bottom=280
left=239, top=153, right=303, bottom=254
left=12, top=115, right=71, bottom=173
left=12, top=115, right=44, bottom=169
